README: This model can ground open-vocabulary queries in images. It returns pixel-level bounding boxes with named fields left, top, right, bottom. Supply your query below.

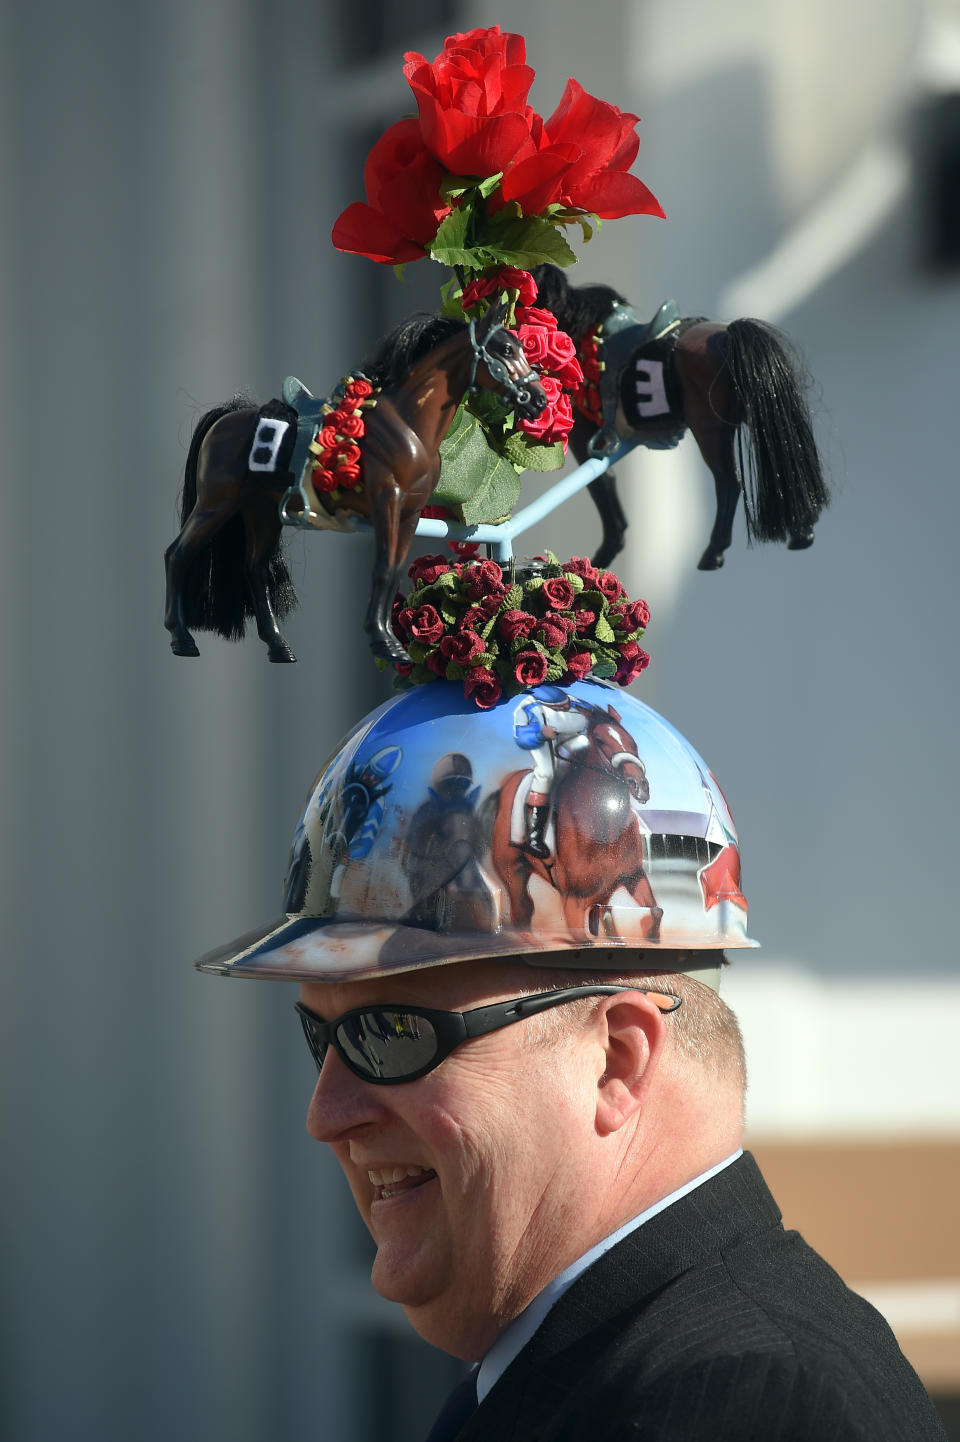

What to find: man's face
left=301, top=961, right=604, bottom=1359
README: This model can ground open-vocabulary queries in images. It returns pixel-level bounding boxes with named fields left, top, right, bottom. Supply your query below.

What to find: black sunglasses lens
left=299, top=1010, right=328, bottom=1072
left=336, top=1009, right=440, bottom=1080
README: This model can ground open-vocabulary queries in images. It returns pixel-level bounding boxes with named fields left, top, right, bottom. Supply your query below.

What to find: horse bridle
left=467, top=318, right=541, bottom=412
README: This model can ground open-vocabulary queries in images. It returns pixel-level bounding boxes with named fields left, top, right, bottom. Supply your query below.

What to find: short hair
left=515, top=960, right=747, bottom=1095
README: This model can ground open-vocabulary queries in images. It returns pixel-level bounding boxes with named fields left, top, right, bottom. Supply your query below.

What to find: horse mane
left=363, top=314, right=467, bottom=389
left=531, top=264, right=628, bottom=339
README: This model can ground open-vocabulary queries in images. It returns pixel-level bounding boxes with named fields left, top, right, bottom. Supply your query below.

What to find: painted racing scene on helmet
left=205, top=680, right=751, bottom=979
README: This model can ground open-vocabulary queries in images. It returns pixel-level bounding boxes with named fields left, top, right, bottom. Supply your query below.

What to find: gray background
left=3, top=2, right=956, bottom=1439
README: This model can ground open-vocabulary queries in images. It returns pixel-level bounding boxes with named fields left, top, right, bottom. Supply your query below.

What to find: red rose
left=425, top=648, right=449, bottom=676
left=409, top=604, right=444, bottom=644
left=344, top=378, right=374, bottom=401
left=517, top=376, right=574, bottom=447
left=395, top=606, right=417, bottom=636
left=466, top=558, right=506, bottom=600
left=513, top=648, right=549, bottom=687
left=536, top=617, right=568, bottom=649
left=440, top=629, right=484, bottom=665
left=565, top=557, right=599, bottom=585
left=573, top=608, right=597, bottom=636
left=614, top=641, right=651, bottom=684
left=312, top=466, right=337, bottom=493
left=517, top=322, right=552, bottom=368
left=394, top=661, right=414, bottom=677
left=540, top=576, right=575, bottom=610
left=464, top=666, right=502, bottom=709
left=543, top=329, right=578, bottom=372
left=403, top=27, right=538, bottom=177
left=563, top=650, right=594, bottom=681
left=408, top=554, right=451, bottom=586
left=596, top=570, right=626, bottom=602
left=610, top=599, right=650, bottom=634
left=515, top=305, right=558, bottom=331
left=460, top=605, right=491, bottom=631
left=542, top=609, right=574, bottom=636
left=318, top=425, right=340, bottom=451
left=542, top=80, right=665, bottom=219
left=461, top=267, right=537, bottom=311
left=334, top=461, right=362, bottom=488
left=332, top=119, right=452, bottom=266
left=337, top=413, right=364, bottom=439
left=334, top=442, right=361, bottom=467
left=498, top=608, right=536, bottom=643
left=499, top=78, right=665, bottom=222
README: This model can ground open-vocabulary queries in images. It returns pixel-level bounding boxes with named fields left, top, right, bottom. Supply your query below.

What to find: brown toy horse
left=488, top=701, right=662, bottom=941
left=531, top=264, right=829, bottom=571
left=163, top=305, right=545, bottom=663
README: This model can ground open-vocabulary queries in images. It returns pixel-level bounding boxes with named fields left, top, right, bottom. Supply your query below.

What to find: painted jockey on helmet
left=512, top=684, right=592, bottom=860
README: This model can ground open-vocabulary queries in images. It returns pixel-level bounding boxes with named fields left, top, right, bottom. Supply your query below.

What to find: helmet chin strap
left=467, top=318, right=541, bottom=412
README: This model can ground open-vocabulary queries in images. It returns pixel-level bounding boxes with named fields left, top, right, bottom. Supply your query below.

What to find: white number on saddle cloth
left=634, top=360, right=670, bottom=418
left=249, top=418, right=290, bottom=473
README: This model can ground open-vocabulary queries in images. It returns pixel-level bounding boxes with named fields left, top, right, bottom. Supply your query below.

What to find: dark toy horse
left=164, top=305, right=546, bottom=664
left=488, top=702, right=661, bottom=941
left=531, top=264, right=829, bottom=571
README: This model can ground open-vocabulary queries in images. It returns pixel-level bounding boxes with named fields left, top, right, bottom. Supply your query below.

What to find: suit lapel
left=459, top=1154, right=781, bottom=1441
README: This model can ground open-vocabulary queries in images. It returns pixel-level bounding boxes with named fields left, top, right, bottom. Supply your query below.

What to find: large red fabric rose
left=499, top=78, right=664, bottom=221
left=403, top=27, right=538, bottom=176
left=332, top=120, right=452, bottom=265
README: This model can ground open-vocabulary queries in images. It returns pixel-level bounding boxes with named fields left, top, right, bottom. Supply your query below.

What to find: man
left=198, top=680, right=945, bottom=1441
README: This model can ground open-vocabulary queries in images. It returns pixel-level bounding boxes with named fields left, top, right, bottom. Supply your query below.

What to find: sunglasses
left=295, top=984, right=682, bottom=1085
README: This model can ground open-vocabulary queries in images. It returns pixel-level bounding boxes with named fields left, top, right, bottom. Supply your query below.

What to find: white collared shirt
left=476, top=1150, right=743, bottom=1404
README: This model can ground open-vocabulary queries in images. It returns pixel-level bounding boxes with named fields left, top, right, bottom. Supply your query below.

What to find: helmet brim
left=195, top=911, right=758, bottom=983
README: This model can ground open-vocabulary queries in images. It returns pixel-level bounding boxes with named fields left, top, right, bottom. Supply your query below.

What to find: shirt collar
left=476, top=1149, right=743, bottom=1404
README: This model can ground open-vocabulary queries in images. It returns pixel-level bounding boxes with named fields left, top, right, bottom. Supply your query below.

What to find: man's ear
left=593, top=993, right=668, bottom=1136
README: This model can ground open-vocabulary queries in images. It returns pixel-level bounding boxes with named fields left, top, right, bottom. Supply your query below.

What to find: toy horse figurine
left=531, top=265, right=829, bottom=571
left=163, top=304, right=546, bottom=664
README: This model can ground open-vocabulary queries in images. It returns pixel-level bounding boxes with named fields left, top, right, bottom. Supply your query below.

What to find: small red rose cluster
left=332, top=26, right=663, bottom=268
left=389, top=554, right=650, bottom=709
left=461, top=267, right=582, bottom=449
left=574, top=325, right=604, bottom=427
left=308, top=377, right=377, bottom=494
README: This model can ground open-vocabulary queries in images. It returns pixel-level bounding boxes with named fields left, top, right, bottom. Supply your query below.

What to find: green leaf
left=594, top=613, right=616, bottom=644
left=591, top=656, right=618, bottom=679
left=393, top=263, right=407, bottom=282
left=500, top=430, right=566, bottom=472
left=545, top=660, right=566, bottom=682
left=407, top=642, right=428, bottom=664
left=429, top=205, right=476, bottom=268
left=432, top=408, right=523, bottom=524
left=477, top=210, right=578, bottom=269
left=561, top=572, right=585, bottom=593
left=477, top=173, right=504, bottom=198
left=439, top=175, right=472, bottom=201
left=502, top=583, right=523, bottom=610
left=445, top=661, right=466, bottom=681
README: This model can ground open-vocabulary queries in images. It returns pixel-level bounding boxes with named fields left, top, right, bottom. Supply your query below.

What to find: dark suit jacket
left=460, top=1153, right=945, bottom=1441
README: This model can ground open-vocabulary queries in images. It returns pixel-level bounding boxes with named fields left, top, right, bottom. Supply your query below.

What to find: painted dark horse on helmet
left=531, top=264, right=829, bottom=572
left=163, top=304, right=546, bottom=664
left=488, top=700, right=662, bottom=942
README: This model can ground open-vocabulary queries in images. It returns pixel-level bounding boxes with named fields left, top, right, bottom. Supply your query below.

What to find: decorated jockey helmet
left=196, top=677, right=756, bottom=984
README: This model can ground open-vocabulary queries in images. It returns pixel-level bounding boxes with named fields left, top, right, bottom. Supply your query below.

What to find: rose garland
left=307, top=376, right=378, bottom=495
left=386, top=554, right=650, bottom=709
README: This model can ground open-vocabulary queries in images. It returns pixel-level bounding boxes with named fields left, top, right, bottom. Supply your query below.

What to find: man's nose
left=305, top=1045, right=384, bottom=1143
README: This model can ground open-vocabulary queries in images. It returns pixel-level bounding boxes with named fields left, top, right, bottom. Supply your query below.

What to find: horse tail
left=179, top=396, right=297, bottom=639
left=724, top=319, right=830, bottom=543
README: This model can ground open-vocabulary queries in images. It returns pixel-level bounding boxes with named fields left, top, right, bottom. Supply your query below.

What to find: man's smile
left=367, top=1165, right=438, bottom=1201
